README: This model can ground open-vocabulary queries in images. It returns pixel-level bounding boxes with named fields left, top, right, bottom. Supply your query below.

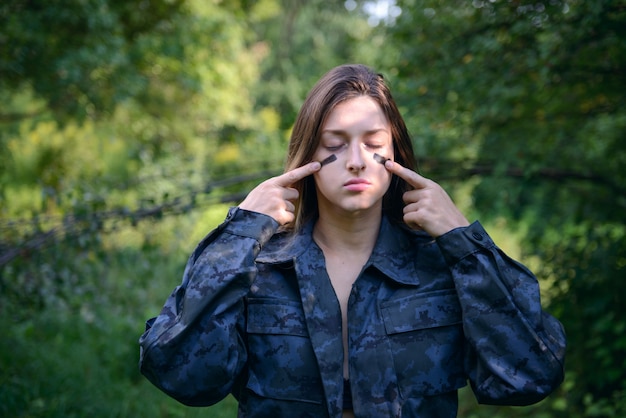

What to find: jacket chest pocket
left=246, top=298, right=323, bottom=404
left=380, top=289, right=467, bottom=397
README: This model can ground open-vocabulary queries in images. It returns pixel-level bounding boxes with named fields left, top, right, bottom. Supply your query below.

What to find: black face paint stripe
left=319, top=154, right=337, bottom=167
left=373, top=153, right=389, bottom=164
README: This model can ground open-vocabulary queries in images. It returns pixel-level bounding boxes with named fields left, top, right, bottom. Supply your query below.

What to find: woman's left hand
left=384, top=160, right=470, bottom=237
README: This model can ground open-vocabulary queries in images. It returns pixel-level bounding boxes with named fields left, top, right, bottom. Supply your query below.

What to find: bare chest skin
left=324, top=253, right=364, bottom=418
left=324, top=251, right=370, bottom=368
left=312, top=213, right=380, bottom=417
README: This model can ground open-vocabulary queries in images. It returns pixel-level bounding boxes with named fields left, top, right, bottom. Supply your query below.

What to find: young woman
left=139, top=64, right=566, bottom=417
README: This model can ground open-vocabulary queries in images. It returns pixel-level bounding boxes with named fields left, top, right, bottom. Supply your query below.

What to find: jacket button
left=472, top=232, right=483, bottom=241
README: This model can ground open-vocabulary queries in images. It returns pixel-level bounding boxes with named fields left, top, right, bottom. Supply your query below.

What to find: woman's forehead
left=322, top=96, right=389, bottom=132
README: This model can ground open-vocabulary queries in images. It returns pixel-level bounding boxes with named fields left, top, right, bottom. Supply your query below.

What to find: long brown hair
left=284, top=64, right=416, bottom=232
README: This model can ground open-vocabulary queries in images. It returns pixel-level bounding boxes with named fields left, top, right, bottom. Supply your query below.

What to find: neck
left=313, top=206, right=382, bottom=255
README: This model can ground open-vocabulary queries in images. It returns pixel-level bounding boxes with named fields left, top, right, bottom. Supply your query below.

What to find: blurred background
left=1, top=0, right=624, bottom=416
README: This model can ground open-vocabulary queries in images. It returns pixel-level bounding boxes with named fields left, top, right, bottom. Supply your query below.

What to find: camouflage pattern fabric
left=139, top=207, right=566, bottom=417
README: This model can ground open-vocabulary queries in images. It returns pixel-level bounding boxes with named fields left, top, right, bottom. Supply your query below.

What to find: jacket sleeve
left=436, top=221, right=566, bottom=406
left=138, top=207, right=279, bottom=406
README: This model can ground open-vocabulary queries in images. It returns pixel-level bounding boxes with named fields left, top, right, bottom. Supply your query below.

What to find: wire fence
left=0, top=168, right=281, bottom=266
left=2, top=158, right=622, bottom=267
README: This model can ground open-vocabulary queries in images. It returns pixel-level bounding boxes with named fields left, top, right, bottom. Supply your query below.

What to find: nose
left=346, top=142, right=366, bottom=171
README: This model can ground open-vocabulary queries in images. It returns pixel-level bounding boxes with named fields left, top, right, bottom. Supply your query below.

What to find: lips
left=344, top=178, right=370, bottom=186
left=343, top=178, right=371, bottom=191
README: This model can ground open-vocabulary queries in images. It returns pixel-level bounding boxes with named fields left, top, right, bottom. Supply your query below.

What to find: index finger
left=274, top=161, right=321, bottom=187
left=384, top=159, right=429, bottom=189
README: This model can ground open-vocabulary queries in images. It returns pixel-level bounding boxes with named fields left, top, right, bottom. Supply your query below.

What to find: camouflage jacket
left=139, top=207, right=566, bottom=417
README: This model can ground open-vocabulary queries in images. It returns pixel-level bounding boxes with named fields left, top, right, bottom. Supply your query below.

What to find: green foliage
left=0, top=0, right=188, bottom=120
left=247, top=0, right=386, bottom=129
left=385, top=0, right=626, bottom=415
left=0, top=208, right=238, bottom=417
left=2, top=0, right=624, bottom=416
left=0, top=2, right=379, bottom=416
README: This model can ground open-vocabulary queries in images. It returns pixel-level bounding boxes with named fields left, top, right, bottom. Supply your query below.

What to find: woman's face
left=312, top=96, right=394, bottom=216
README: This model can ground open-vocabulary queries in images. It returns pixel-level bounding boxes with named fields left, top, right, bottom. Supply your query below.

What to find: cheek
left=381, top=169, right=393, bottom=190
left=313, top=167, right=334, bottom=190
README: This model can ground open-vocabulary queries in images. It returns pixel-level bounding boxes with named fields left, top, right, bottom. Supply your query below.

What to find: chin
left=340, top=201, right=382, bottom=215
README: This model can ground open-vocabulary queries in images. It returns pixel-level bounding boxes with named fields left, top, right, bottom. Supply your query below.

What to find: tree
left=0, top=3, right=391, bottom=416
left=245, top=0, right=385, bottom=130
left=0, top=0, right=190, bottom=121
left=0, top=3, right=264, bottom=414
left=384, top=0, right=626, bottom=415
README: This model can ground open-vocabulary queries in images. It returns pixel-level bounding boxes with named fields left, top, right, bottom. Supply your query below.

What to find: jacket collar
left=257, top=216, right=425, bottom=287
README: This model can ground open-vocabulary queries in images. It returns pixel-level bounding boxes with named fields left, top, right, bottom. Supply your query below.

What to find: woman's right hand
left=239, top=161, right=321, bottom=225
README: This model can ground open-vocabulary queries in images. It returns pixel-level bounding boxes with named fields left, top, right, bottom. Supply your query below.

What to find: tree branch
left=420, top=158, right=626, bottom=198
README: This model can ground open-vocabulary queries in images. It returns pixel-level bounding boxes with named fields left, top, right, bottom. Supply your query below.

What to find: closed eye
left=323, top=142, right=347, bottom=151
